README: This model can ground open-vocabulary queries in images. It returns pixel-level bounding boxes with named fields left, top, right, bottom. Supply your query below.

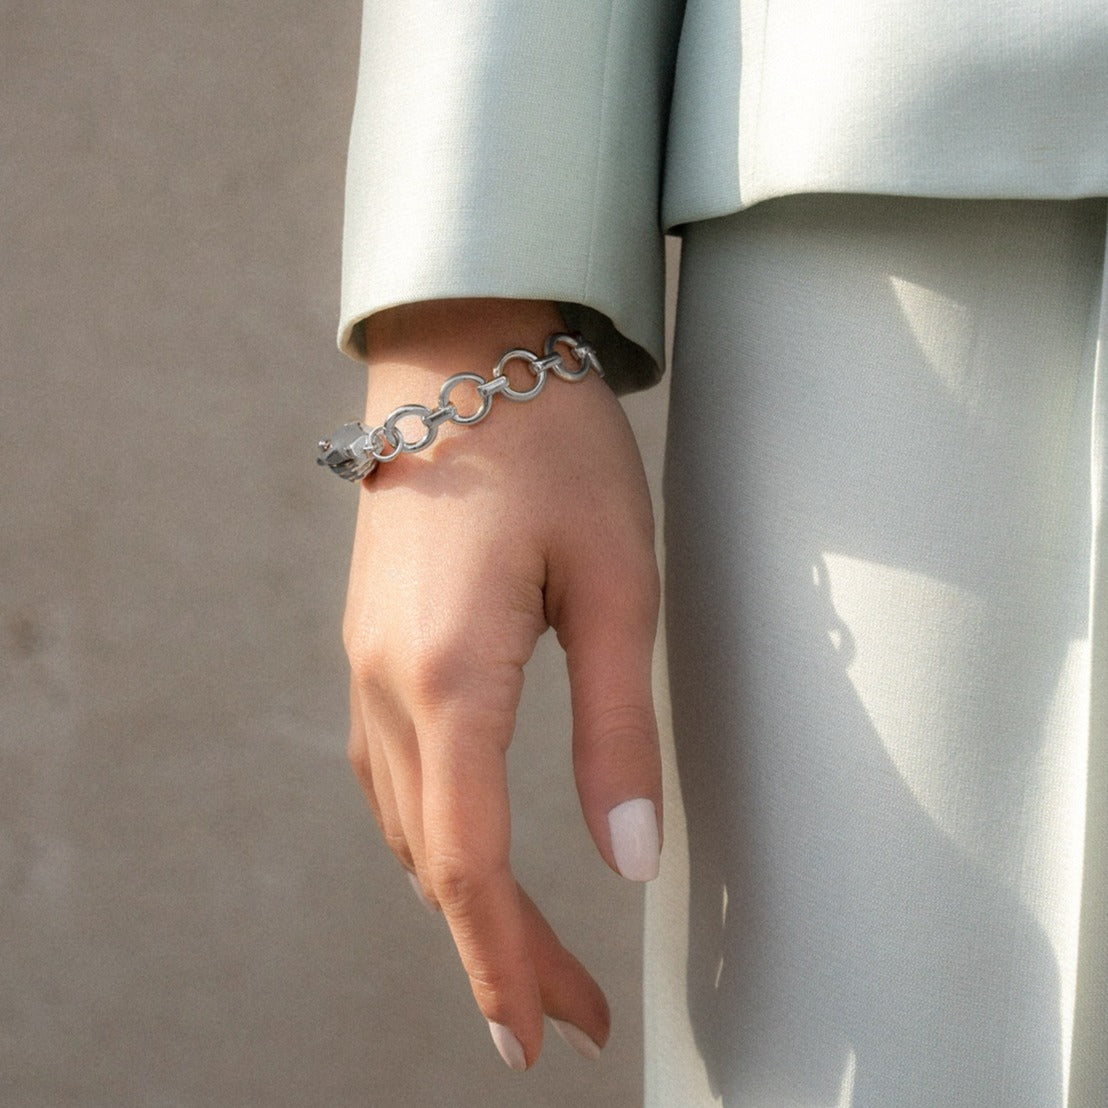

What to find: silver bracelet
left=316, top=332, right=602, bottom=482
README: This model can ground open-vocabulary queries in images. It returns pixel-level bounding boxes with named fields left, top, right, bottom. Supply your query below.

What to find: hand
left=343, top=299, right=661, bottom=1069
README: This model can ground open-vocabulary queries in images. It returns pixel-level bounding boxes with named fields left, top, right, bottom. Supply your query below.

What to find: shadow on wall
left=662, top=194, right=1106, bottom=1106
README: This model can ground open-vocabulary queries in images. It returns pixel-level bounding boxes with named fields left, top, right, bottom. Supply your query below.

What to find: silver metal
left=383, top=404, right=439, bottom=453
left=476, top=375, right=510, bottom=400
left=370, top=425, right=402, bottom=463
left=316, top=333, right=603, bottom=482
left=438, top=372, right=493, bottom=425
left=491, top=349, right=546, bottom=402
left=316, top=422, right=379, bottom=480
left=545, top=332, right=596, bottom=381
left=424, top=405, right=458, bottom=432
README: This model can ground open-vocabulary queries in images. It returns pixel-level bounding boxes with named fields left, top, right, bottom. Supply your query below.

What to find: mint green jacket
left=339, top=1, right=1108, bottom=391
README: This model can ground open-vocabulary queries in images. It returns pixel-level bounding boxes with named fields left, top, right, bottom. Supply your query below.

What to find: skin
left=343, top=297, right=662, bottom=1067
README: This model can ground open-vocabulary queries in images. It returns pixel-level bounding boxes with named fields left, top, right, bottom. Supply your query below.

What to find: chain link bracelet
left=316, top=332, right=602, bottom=483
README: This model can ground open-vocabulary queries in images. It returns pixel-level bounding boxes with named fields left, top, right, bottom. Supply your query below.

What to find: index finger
left=418, top=705, right=544, bottom=1070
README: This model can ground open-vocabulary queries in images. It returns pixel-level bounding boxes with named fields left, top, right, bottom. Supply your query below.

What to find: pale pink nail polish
left=607, top=798, right=660, bottom=881
left=488, top=1021, right=526, bottom=1071
left=551, top=1019, right=603, bottom=1061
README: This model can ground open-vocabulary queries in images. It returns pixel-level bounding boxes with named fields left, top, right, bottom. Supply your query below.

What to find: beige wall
left=0, top=2, right=670, bottom=1104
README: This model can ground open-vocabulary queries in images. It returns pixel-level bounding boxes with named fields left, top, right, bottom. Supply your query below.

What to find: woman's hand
left=343, top=299, right=661, bottom=1069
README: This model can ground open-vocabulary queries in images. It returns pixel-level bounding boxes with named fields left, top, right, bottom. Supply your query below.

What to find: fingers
left=347, top=673, right=425, bottom=876
left=347, top=556, right=659, bottom=1073
left=534, top=387, right=664, bottom=882
left=518, top=886, right=609, bottom=1059
left=418, top=704, right=544, bottom=1068
left=346, top=552, right=564, bottom=1066
left=347, top=556, right=660, bottom=1071
left=339, top=304, right=662, bottom=1069
left=552, top=542, right=663, bottom=882
left=351, top=667, right=615, bottom=1068
left=346, top=675, right=382, bottom=824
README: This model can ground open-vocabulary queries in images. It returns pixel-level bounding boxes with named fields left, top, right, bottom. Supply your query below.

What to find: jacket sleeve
left=338, top=0, right=683, bottom=393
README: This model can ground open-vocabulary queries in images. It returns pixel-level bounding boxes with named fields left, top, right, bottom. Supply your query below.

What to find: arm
left=344, top=298, right=660, bottom=1068
left=337, top=0, right=683, bottom=1070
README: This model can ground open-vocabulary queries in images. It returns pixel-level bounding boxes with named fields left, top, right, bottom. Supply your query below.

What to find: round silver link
left=493, top=349, right=547, bottom=402
left=383, top=404, right=438, bottom=453
left=370, top=425, right=403, bottom=463
left=545, top=332, right=596, bottom=381
left=317, top=332, right=604, bottom=481
left=439, top=372, right=494, bottom=425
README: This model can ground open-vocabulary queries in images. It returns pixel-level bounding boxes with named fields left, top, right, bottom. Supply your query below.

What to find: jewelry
left=316, top=332, right=602, bottom=482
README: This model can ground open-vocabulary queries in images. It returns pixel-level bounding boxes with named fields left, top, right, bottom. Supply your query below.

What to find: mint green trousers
left=649, top=195, right=1108, bottom=1108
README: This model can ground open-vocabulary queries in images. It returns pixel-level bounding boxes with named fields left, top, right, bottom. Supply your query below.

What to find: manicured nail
left=608, top=798, right=659, bottom=881
left=488, top=1021, right=526, bottom=1071
left=551, top=1019, right=602, bottom=1061
left=407, top=871, right=437, bottom=913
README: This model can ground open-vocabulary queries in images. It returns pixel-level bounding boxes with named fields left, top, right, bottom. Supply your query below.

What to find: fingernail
left=608, top=798, right=659, bottom=881
left=551, top=1019, right=602, bottom=1061
left=407, top=871, right=437, bottom=914
left=488, top=1021, right=527, bottom=1071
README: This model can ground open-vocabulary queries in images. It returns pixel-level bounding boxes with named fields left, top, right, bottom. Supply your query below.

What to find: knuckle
left=465, top=964, right=516, bottom=1006
left=404, top=642, right=520, bottom=720
left=591, top=701, right=658, bottom=745
left=581, top=701, right=661, bottom=778
left=403, top=638, right=527, bottom=728
left=346, top=596, right=534, bottom=715
left=403, top=640, right=465, bottom=705
left=427, top=851, right=505, bottom=912
left=344, top=626, right=388, bottom=685
left=400, top=595, right=533, bottom=709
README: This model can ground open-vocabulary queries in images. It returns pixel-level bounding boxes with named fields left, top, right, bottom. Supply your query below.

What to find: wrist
left=366, top=298, right=563, bottom=378
left=318, top=312, right=605, bottom=483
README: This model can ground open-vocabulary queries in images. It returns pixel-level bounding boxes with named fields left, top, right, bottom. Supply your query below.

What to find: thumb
left=552, top=544, right=663, bottom=882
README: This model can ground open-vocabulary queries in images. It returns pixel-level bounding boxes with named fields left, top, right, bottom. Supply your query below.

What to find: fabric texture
left=338, top=5, right=1108, bottom=1104
left=652, top=194, right=1108, bottom=1107
left=664, top=0, right=1108, bottom=226
left=339, top=0, right=681, bottom=393
left=340, top=0, right=1108, bottom=389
